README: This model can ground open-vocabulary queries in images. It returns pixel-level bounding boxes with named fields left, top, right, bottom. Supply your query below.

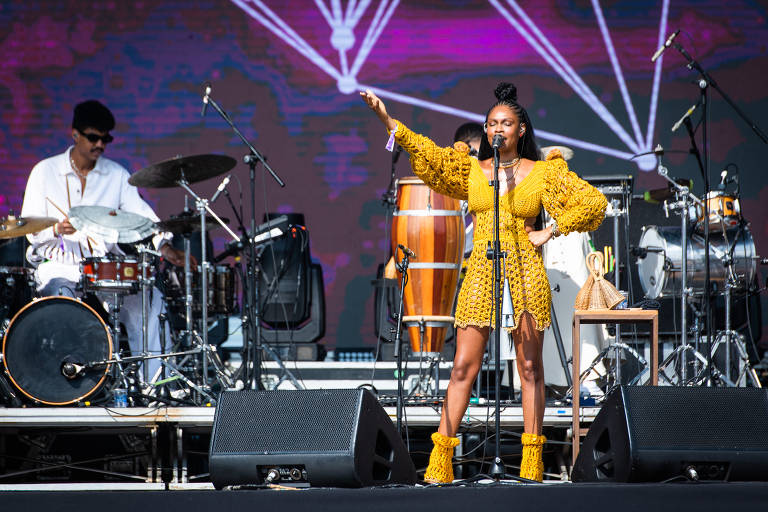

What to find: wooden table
left=571, top=308, right=659, bottom=463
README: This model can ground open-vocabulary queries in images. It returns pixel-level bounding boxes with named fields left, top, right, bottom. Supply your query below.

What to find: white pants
left=37, top=262, right=166, bottom=380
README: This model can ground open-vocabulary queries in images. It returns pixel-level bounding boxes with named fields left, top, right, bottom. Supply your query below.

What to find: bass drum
left=2, top=297, right=113, bottom=405
left=637, top=225, right=757, bottom=299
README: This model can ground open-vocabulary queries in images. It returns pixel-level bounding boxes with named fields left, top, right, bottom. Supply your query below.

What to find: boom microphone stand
left=201, top=84, right=286, bottom=390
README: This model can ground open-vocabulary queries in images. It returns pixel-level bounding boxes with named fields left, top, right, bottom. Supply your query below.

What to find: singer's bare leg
left=438, top=325, right=489, bottom=437
left=513, top=311, right=545, bottom=434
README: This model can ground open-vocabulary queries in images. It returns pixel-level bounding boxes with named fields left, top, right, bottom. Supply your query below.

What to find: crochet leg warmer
left=520, top=433, right=546, bottom=482
left=423, top=432, right=460, bottom=483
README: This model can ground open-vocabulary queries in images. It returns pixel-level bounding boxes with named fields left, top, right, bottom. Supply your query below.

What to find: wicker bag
left=574, top=251, right=625, bottom=310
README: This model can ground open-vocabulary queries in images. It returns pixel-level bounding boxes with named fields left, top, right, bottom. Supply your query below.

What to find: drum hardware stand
left=548, top=284, right=572, bottom=389
left=668, top=37, right=768, bottom=384
left=174, top=169, right=240, bottom=396
left=201, top=85, right=286, bottom=391
left=709, top=225, right=761, bottom=388
left=653, top=154, right=712, bottom=385
left=137, top=245, right=161, bottom=384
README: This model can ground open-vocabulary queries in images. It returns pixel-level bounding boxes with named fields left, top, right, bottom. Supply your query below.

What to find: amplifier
left=583, top=174, right=634, bottom=197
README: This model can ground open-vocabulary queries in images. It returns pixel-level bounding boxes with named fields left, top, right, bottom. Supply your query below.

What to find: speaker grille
left=211, top=389, right=359, bottom=454
left=624, top=387, right=768, bottom=450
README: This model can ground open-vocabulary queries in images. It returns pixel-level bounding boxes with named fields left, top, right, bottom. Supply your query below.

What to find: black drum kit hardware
left=1, top=84, right=296, bottom=406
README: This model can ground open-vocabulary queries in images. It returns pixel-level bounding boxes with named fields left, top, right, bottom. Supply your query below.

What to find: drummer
left=20, top=100, right=186, bottom=379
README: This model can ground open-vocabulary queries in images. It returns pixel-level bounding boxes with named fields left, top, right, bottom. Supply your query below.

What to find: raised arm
left=360, top=90, right=471, bottom=200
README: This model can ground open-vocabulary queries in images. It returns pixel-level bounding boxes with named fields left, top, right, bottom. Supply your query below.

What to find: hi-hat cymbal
left=0, top=216, right=57, bottom=239
left=128, top=154, right=237, bottom=188
left=69, top=206, right=157, bottom=244
left=540, top=145, right=574, bottom=161
left=157, top=212, right=230, bottom=235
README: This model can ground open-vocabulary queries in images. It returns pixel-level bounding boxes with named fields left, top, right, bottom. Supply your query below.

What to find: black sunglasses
left=78, top=130, right=114, bottom=144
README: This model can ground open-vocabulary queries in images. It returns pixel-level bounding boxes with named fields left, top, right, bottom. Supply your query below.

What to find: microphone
left=651, top=29, right=680, bottom=62
left=201, top=83, right=212, bottom=117
left=62, top=361, right=85, bottom=379
left=718, top=169, right=728, bottom=190
left=671, top=103, right=697, bottom=132
left=398, top=243, right=416, bottom=258
left=492, top=134, right=503, bottom=149
left=210, top=173, right=231, bottom=203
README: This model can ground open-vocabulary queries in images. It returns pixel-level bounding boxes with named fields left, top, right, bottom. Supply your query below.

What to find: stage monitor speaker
left=572, top=386, right=768, bottom=482
left=209, top=388, right=416, bottom=489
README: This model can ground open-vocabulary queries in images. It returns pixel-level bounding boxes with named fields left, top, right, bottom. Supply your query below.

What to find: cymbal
left=128, top=154, right=237, bottom=188
left=69, top=206, right=157, bottom=244
left=157, top=212, right=230, bottom=235
left=540, top=145, right=574, bottom=161
left=631, top=148, right=689, bottom=159
left=0, top=215, right=57, bottom=239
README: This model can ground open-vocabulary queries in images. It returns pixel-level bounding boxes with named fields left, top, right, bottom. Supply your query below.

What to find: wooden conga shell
left=391, top=177, right=464, bottom=354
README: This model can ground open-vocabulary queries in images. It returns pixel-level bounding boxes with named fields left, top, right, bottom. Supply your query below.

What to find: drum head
left=637, top=226, right=666, bottom=299
left=2, top=297, right=112, bottom=405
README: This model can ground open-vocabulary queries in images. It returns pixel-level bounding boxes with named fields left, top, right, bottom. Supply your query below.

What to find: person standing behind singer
left=361, top=83, right=606, bottom=482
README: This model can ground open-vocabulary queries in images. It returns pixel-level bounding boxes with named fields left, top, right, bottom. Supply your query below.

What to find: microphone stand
left=393, top=246, right=410, bottom=435
left=486, top=141, right=504, bottom=480
left=202, top=91, right=285, bottom=390
left=668, top=40, right=768, bottom=384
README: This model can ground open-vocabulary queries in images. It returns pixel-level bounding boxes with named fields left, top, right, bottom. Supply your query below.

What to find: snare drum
left=2, top=296, right=113, bottom=405
left=696, top=191, right=741, bottom=233
left=81, top=256, right=140, bottom=293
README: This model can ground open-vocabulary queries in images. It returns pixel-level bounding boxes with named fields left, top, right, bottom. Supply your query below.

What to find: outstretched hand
left=360, top=89, right=397, bottom=131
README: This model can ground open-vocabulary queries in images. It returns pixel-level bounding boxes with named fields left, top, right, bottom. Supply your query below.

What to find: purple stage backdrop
left=2, top=0, right=767, bottom=351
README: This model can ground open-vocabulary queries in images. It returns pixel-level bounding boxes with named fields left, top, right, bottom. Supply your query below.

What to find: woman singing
left=361, top=83, right=607, bottom=482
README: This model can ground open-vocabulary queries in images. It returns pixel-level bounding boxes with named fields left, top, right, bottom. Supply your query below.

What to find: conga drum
left=391, top=177, right=464, bottom=355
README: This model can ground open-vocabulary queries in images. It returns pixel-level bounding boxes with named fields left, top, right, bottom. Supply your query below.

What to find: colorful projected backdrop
left=2, top=0, right=767, bottom=350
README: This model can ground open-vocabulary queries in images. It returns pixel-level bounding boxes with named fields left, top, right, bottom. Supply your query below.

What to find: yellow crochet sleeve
left=541, top=153, right=607, bottom=234
left=390, top=120, right=471, bottom=200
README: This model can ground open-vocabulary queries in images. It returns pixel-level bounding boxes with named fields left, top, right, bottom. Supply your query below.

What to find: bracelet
left=551, top=220, right=561, bottom=238
left=53, top=223, right=58, bottom=236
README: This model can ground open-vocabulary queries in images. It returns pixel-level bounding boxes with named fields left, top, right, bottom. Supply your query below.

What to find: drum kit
left=634, top=153, right=761, bottom=387
left=0, top=154, right=276, bottom=407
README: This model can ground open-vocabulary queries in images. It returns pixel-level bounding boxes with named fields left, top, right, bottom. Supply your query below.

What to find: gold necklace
left=499, top=156, right=521, bottom=169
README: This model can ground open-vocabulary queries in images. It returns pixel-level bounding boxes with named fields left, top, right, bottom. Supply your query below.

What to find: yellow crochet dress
left=391, top=120, right=607, bottom=331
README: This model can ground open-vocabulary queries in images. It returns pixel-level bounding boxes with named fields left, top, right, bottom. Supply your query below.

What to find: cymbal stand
left=710, top=223, right=760, bottom=387
left=175, top=169, right=240, bottom=395
left=201, top=87, right=286, bottom=390
left=650, top=156, right=705, bottom=384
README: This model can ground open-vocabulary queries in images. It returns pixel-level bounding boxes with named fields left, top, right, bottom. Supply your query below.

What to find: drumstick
left=46, top=197, right=98, bottom=246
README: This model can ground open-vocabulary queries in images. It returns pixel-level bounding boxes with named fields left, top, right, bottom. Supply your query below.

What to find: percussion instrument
left=157, top=212, right=230, bottom=235
left=0, top=215, right=57, bottom=239
left=696, top=191, right=741, bottom=233
left=69, top=206, right=156, bottom=244
left=637, top=225, right=756, bottom=299
left=2, top=296, right=113, bottom=405
left=391, top=176, right=464, bottom=354
left=128, top=154, right=236, bottom=188
left=165, top=264, right=236, bottom=317
left=81, top=255, right=140, bottom=294
left=0, top=267, right=36, bottom=328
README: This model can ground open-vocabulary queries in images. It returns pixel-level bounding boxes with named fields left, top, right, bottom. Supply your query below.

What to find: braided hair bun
left=494, top=82, right=518, bottom=103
